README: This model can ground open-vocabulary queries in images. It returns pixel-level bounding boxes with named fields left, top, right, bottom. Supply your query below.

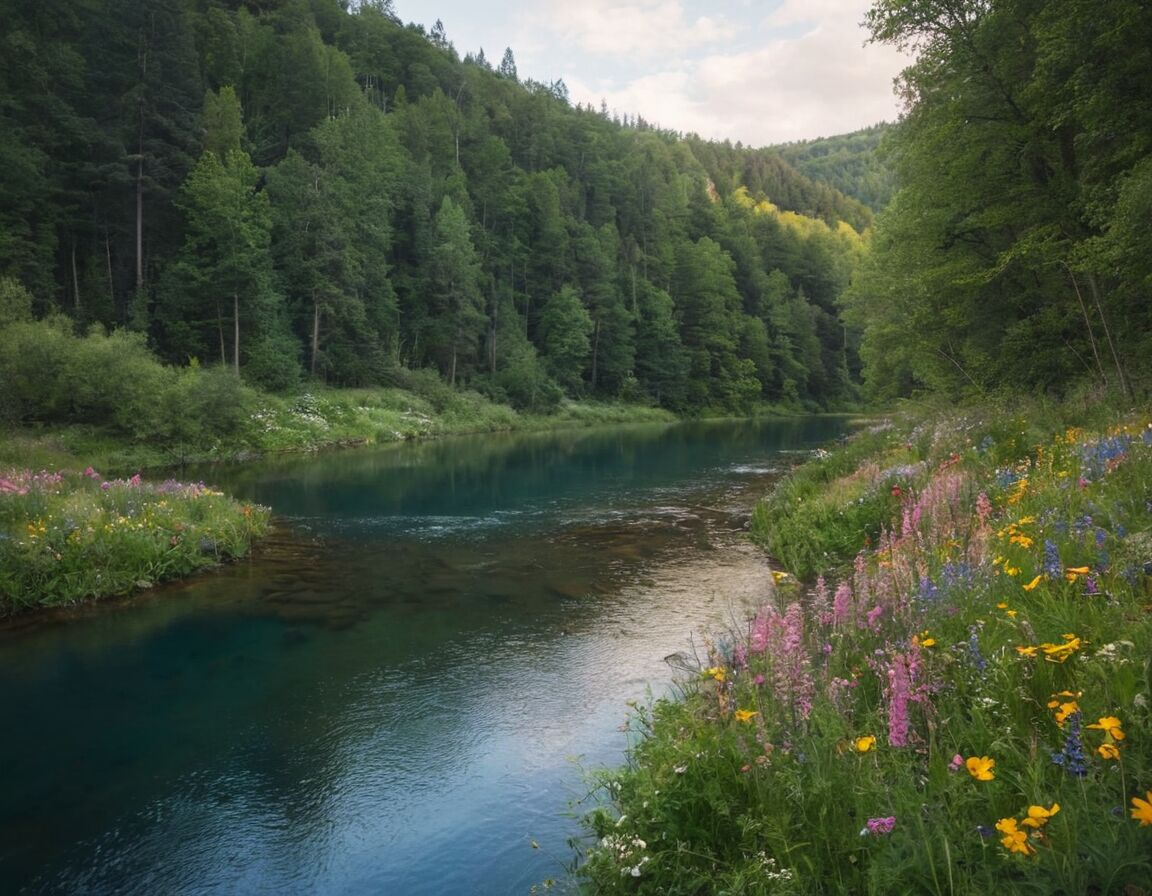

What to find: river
left=0, top=417, right=848, bottom=895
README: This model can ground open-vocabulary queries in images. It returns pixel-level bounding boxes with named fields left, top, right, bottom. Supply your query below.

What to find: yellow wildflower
left=1047, top=700, right=1079, bottom=725
left=1132, top=791, right=1152, bottom=826
left=1021, top=803, right=1060, bottom=829
left=966, top=755, right=995, bottom=781
left=854, top=735, right=877, bottom=753
left=1086, top=716, right=1125, bottom=740
left=733, top=709, right=759, bottom=723
left=1098, top=743, right=1121, bottom=760
left=704, top=666, right=726, bottom=683
left=995, top=817, right=1035, bottom=855
left=1015, top=645, right=1039, bottom=657
left=1022, top=575, right=1043, bottom=592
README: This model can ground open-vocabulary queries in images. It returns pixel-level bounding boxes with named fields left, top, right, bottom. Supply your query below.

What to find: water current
left=0, top=417, right=850, bottom=894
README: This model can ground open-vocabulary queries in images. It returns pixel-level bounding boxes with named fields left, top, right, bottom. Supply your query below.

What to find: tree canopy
left=0, top=0, right=874, bottom=411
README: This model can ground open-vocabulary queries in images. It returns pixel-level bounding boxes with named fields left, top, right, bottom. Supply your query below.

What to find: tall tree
left=424, top=196, right=485, bottom=385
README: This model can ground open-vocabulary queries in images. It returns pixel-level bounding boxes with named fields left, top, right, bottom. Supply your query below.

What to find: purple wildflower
left=863, top=816, right=896, bottom=836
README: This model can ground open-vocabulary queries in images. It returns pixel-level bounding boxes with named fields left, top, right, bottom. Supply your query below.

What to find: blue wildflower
left=967, top=626, right=987, bottom=672
left=1051, top=711, right=1089, bottom=777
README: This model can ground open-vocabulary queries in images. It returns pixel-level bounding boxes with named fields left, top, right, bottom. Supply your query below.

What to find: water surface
left=0, top=417, right=848, bottom=894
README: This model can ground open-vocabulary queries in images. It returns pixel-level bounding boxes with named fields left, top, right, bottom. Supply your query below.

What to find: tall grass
left=576, top=403, right=1152, bottom=893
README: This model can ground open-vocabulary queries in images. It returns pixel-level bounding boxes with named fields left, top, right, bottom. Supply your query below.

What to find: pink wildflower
left=886, top=652, right=912, bottom=747
left=832, top=581, right=854, bottom=627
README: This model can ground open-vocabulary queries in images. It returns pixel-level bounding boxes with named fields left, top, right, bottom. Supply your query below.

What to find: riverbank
left=575, top=396, right=1152, bottom=893
left=0, top=387, right=680, bottom=614
left=0, top=384, right=680, bottom=478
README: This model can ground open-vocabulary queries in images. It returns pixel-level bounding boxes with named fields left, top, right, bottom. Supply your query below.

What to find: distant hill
left=772, top=124, right=897, bottom=213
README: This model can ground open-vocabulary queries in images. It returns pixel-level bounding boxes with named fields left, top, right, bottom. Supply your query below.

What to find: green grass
left=575, top=400, right=1152, bottom=894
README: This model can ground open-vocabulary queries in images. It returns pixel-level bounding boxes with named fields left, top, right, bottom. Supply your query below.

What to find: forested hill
left=772, top=125, right=896, bottom=213
left=0, top=0, right=874, bottom=415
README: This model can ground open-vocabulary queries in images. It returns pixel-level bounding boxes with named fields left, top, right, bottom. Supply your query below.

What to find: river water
left=0, top=417, right=848, bottom=895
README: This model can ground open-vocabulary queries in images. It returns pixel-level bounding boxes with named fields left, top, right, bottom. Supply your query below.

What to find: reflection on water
left=0, top=418, right=849, bottom=895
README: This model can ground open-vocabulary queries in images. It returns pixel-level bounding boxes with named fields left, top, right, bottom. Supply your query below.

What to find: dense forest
left=849, top=0, right=1152, bottom=400
left=0, top=0, right=881, bottom=417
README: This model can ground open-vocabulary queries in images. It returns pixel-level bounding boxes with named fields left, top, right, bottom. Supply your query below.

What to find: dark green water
left=0, top=417, right=848, bottom=895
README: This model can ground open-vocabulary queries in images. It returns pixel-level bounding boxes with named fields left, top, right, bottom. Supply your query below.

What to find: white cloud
left=404, top=0, right=911, bottom=146
left=558, top=0, right=910, bottom=145
left=521, top=0, right=737, bottom=61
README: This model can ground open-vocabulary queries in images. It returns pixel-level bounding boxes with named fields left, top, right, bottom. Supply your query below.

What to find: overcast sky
left=397, top=0, right=912, bottom=148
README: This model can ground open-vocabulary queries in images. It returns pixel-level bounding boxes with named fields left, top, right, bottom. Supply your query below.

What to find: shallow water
left=0, top=417, right=849, bottom=894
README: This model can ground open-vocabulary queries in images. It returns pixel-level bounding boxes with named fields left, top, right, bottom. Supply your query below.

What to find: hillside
left=0, top=0, right=874, bottom=417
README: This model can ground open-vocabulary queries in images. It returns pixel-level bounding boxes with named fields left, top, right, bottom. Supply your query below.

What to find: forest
left=849, top=0, right=1152, bottom=401
left=0, top=0, right=884, bottom=422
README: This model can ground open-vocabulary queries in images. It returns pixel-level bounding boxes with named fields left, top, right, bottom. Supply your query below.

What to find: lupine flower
left=832, top=581, right=854, bottom=627
left=886, top=653, right=912, bottom=747
left=1052, top=711, right=1088, bottom=777
left=966, top=755, right=995, bottom=781
left=967, top=627, right=987, bottom=671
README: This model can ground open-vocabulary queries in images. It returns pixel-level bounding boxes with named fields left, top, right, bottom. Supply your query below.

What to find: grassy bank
left=0, top=382, right=679, bottom=477
left=575, top=398, right=1152, bottom=893
left=0, top=467, right=270, bottom=613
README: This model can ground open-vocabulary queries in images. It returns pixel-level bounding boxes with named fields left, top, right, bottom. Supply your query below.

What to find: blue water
left=0, top=417, right=848, bottom=894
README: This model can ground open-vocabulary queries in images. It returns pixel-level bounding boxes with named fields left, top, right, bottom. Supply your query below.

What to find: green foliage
left=0, top=0, right=869, bottom=417
left=578, top=402, right=1152, bottom=893
left=850, top=0, right=1152, bottom=401
left=0, top=277, right=34, bottom=326
left=0, top=469, right=269, bottom=612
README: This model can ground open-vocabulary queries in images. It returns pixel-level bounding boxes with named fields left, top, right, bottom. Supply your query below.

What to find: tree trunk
left=217, top=299, right=226, bottom=365
left=105, top=231, right=115, bottom=310
left=233, top=293, right=240, bottom=374
left=1086, top=272, right=1130, bottom=399
left=489, top=295, right=498, bottom=374
left=591, top=316, right=601, bottom=391
left=311, top=298, right=321, bottom=376
left=135, top=157, right=144, bottom=293
left=71, top=239, right=81, bottom=311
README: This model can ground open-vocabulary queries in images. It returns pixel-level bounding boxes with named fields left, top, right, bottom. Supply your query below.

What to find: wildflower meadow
left=576, top=403, right=1152, bottom=893
left=0, top=467, right=270, bottom=612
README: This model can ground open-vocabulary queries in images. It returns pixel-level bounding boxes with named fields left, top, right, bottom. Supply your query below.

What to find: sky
left=397, top=0, right=913, bottom=148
